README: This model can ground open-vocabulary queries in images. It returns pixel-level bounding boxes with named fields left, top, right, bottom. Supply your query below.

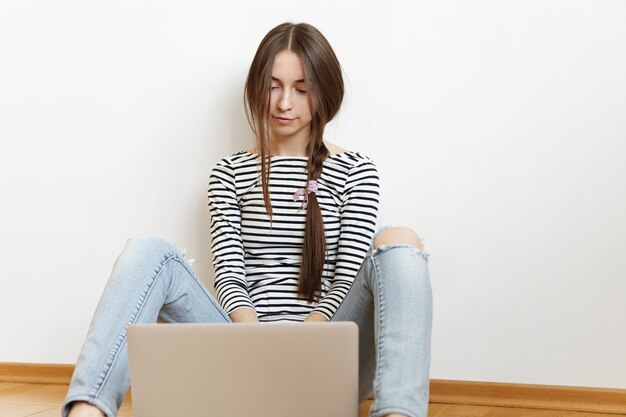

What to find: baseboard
left=429, top=379, right=626, bottom=415
left=1, top=363, right=625, bottom=414
left=0, top=362, right=74, bottom=385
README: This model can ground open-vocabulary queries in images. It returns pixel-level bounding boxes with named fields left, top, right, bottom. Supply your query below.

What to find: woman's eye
left=297, top=89, right=307, bottom=93
left=270, top=86, right=279, bottom=90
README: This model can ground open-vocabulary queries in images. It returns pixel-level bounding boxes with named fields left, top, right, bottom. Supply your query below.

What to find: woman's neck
left=249, top=139, right=346, bottom=157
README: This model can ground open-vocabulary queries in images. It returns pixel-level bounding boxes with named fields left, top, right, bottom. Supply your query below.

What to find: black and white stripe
left=208, top=149, right=380, bottom=322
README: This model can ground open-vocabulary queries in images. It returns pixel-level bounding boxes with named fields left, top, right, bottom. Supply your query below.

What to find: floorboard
left=0, top=382, right=623, bottom=417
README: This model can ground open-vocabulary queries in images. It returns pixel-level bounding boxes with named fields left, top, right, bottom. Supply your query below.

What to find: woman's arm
left=208, top=158, right=257, bottom=318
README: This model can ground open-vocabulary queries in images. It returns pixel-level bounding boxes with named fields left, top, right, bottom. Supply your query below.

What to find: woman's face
left=269, top=50, right=313, bottom=143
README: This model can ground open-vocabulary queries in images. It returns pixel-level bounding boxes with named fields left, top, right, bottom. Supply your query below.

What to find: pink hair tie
left=293, top=180, right=318, bottom=209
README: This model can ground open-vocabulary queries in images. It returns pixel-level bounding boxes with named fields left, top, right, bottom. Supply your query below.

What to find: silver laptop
left=126, top=322, right=359, bottom=417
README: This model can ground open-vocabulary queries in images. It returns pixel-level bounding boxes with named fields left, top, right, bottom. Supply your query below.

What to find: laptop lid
left=126, top=322, right=359, bottom=417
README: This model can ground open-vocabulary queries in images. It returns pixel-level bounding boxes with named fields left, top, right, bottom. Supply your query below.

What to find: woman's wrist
left=228, top=307, right=260, bottom=323
left=304, top=311, right=329, bottom=322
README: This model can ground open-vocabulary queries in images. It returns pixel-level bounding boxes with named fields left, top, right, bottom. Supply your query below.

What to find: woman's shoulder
left=214, top=149, right=258, bottom=167
left=325, top=140, right=347, bottom=156
left=324, top=141, right=377, bottom=168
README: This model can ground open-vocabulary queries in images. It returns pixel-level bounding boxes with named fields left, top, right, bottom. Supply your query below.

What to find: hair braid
left=297, top=139, right=330, bottom=303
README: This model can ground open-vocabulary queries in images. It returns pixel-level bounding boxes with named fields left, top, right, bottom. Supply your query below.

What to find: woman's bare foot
left=67, top=401, right=106, bottom=417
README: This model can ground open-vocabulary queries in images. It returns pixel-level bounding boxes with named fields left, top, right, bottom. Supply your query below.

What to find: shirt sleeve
left=207, top=159, right=256, bottom=316
left=311, top=157, right=381, bottom=320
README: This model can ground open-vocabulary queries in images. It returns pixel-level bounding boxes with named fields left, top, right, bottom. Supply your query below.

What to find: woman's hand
left=303, top=312, right=329, bottom=322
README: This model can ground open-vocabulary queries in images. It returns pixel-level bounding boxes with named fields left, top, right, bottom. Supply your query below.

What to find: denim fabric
left=332, top=224, right=432, bottom=417
left=61, top=225, right=432, bottom=417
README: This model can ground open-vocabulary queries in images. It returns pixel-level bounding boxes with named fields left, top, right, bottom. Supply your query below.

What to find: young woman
left=63, top=22, right=432, bottom=417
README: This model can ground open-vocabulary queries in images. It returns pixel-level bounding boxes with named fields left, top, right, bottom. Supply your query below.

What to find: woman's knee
left=126, top=233, right=176, bottom=252
left=373, top=226, right=424, bottom=251
left=122, top=233, right=179, bottom=264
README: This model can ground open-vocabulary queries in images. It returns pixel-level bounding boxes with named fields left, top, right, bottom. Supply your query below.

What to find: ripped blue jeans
left=61, top=224, right=432, bottom=417
left=331, top=224, right=432, bottom=417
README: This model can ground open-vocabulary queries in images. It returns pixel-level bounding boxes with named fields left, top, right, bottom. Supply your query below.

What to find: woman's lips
left=273, top=115, right=295, bottom=125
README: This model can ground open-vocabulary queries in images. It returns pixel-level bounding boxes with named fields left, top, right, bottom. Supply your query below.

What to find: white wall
left=1, top=0, right=624, bottom=389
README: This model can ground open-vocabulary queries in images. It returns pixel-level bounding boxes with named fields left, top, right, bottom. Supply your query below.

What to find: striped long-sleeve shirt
left=207, top=149, right=380, bottom=322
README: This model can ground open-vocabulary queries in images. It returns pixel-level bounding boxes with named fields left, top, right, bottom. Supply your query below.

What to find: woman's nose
left=278, top=91, right=292, bottom=111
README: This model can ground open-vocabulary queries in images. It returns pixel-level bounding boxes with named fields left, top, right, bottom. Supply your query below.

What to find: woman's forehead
left=271, top=51, right=305, bottom=82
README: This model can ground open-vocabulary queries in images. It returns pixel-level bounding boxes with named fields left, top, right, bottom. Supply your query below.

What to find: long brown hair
left=243, top=22, right=344, bottom=304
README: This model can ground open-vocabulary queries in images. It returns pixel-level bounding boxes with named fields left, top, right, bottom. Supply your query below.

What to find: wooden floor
left=0, top=381, right=623, bottom=417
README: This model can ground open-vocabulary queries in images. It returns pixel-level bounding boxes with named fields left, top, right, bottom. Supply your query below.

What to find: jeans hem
left=369, top=405, right=420, bottom=417
left=62, top=395, right=116, bottom=417
left=359, top=393, right=374, bottom=403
